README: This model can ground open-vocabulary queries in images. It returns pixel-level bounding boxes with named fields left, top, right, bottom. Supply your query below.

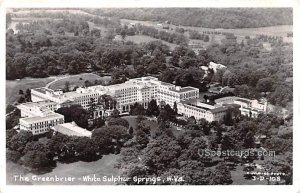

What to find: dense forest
left=6, top=13, right=293, bottom=108
left=84, top=8, right=293, bottom=28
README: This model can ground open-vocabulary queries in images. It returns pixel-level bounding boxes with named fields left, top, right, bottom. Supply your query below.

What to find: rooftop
left=235, top=98, right=252, bottom=104
left=170, top=86, right=198, bottom=93
left=20, top=113, right=64, bottom=124
left=51, top=122, right=92, bottom=137
left=32, top=87, right=52, bottom=94
left=18, top=100, right=57, bottom=108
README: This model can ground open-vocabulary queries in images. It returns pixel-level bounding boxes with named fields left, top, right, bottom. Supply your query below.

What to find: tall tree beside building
left=88, top=98, right=97, bottom=119
left=173, top=101, right=178, bottom=115
left=146, top=99, right=159, bottom=117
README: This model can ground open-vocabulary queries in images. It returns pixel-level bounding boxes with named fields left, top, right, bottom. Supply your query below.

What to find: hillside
left=84, top=8, right=293, bottom=29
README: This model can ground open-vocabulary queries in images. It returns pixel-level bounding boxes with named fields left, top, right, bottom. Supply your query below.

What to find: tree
left=263, top=137, right=292, bottom=155
left=234, top=84, right=250, bottom=98
left=129, top=126, right=134, bottom=136
left=221, top=134, right=236, bottom=152
left=243, top=131, right=255, bottom=148
left=111, top=109, right=120, bottom=118
left=256, top=77, right=274, bottom=93
left=203, top=35, right=209, bottom=42
left=146, top=99, right=159, bottom=117
left=130, top=103, right=145, bottom=115
left=120, top=30, right=127, bottom=41
left=17, top=96, right=25, bottom=103
left=24, top=141, right=54, bottom=160
left=222, top=70, right=238, bottom=87
left=135, top=127, right=150, bottom=150
left=84, top=80, right=93, bottom=87
left=205, top=162, right=232, bottom=184
left=173, top=101, right=178, bottom=115
left=25, top=89, right=31, bottom=102
left=56, top=105, right=89, bottom=128
left=92, top=125, right=131, bottom=153
left=107, top=117, right=129, bottom=128
left=69, top=137, right=100, bottom=161
left=6, top=108, right=21, bottom=130
left=87, top=97, right=96, bottom=119
left=267, top=83, right=292, bottom=107
left=22, top=150, right=52, bottom=169
left=91, top=117, right=105, bottom=129
left=143, top=135, right=182, bottom=172
left=7, top=150, right=22, bottom=163
left=224, top=109, right=233, bottom=126
left=63, top=81, right=70, bottom=92
left=9, top=130, right=33, bottom=154
left=187, top=116, right=196, bottom=125
left=91, top=29, right=101, bottom=38
left=199, top=119, right=210, bottom=135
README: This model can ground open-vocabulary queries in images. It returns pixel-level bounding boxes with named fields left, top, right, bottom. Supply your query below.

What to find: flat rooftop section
left=160, top=81, right=174, bottom=87
left=20, top=113, right=64, bottom=123
left=32, top=87, right=54, bottom=94
left=131, top=76, right=158, bottom=82
left=18, top=100, right=57, bottom=108
left=107, top=82, right=137, bottom=90
left=63, top=90, right=97, bottom=98
left=235, top=98, right=252, bottom=104
left=170, top=86, right=198, bottom=93
left=52, top=122, right=92, bottom=137
left=180, top=98, right=198, bottom=104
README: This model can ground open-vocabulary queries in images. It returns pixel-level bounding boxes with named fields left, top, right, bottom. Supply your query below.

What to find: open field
left=121, top=19, right=293, bottom=43
left=48, top=73, right=111, bottom=90
left=6, top=77, right=54, bottom=105
left=125, top=35, right=178, bottom=50
left=7, top=154, right=120, bottom=185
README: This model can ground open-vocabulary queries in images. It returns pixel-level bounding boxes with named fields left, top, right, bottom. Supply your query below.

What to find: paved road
left=45, top=75, right=70, bottom=88
left=6, top=108, right=16, bottom=117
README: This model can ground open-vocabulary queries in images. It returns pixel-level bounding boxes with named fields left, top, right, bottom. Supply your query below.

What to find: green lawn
left=48, top=73, right=111, bottom=90
left=6, top=77, right=54, bottom=106
left=7, top=154, right=120, bottom=185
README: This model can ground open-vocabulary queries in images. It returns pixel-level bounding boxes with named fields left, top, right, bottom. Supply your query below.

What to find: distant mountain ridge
left=84, top=8, right=293, bottom=29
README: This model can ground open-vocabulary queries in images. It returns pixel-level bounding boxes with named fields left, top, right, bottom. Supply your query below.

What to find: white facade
left=17, top=100, right=58, bottom=117
left=177, top=99, right=229, bottom=122
left=19, top=113, right=64, bottom=135
left=19, top=76, right=199, bottom=135
left=30, top=76, right=199, bottom=112
left=17, top=100, right=65, bottom=135
left=215, top=96, right=267, bottom=118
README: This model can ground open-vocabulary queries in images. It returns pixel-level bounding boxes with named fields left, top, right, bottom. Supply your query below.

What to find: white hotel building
left=18, top=76, right=268, bottom=135
left=30, top=76, right=199, bottom=112
left=19, top=76, right=199, bottom=135
left=17, top=100, right=64, bottom=135
left=215, top=96, right=267, bottom=118
left=177, top=99, right=237, bottom=122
